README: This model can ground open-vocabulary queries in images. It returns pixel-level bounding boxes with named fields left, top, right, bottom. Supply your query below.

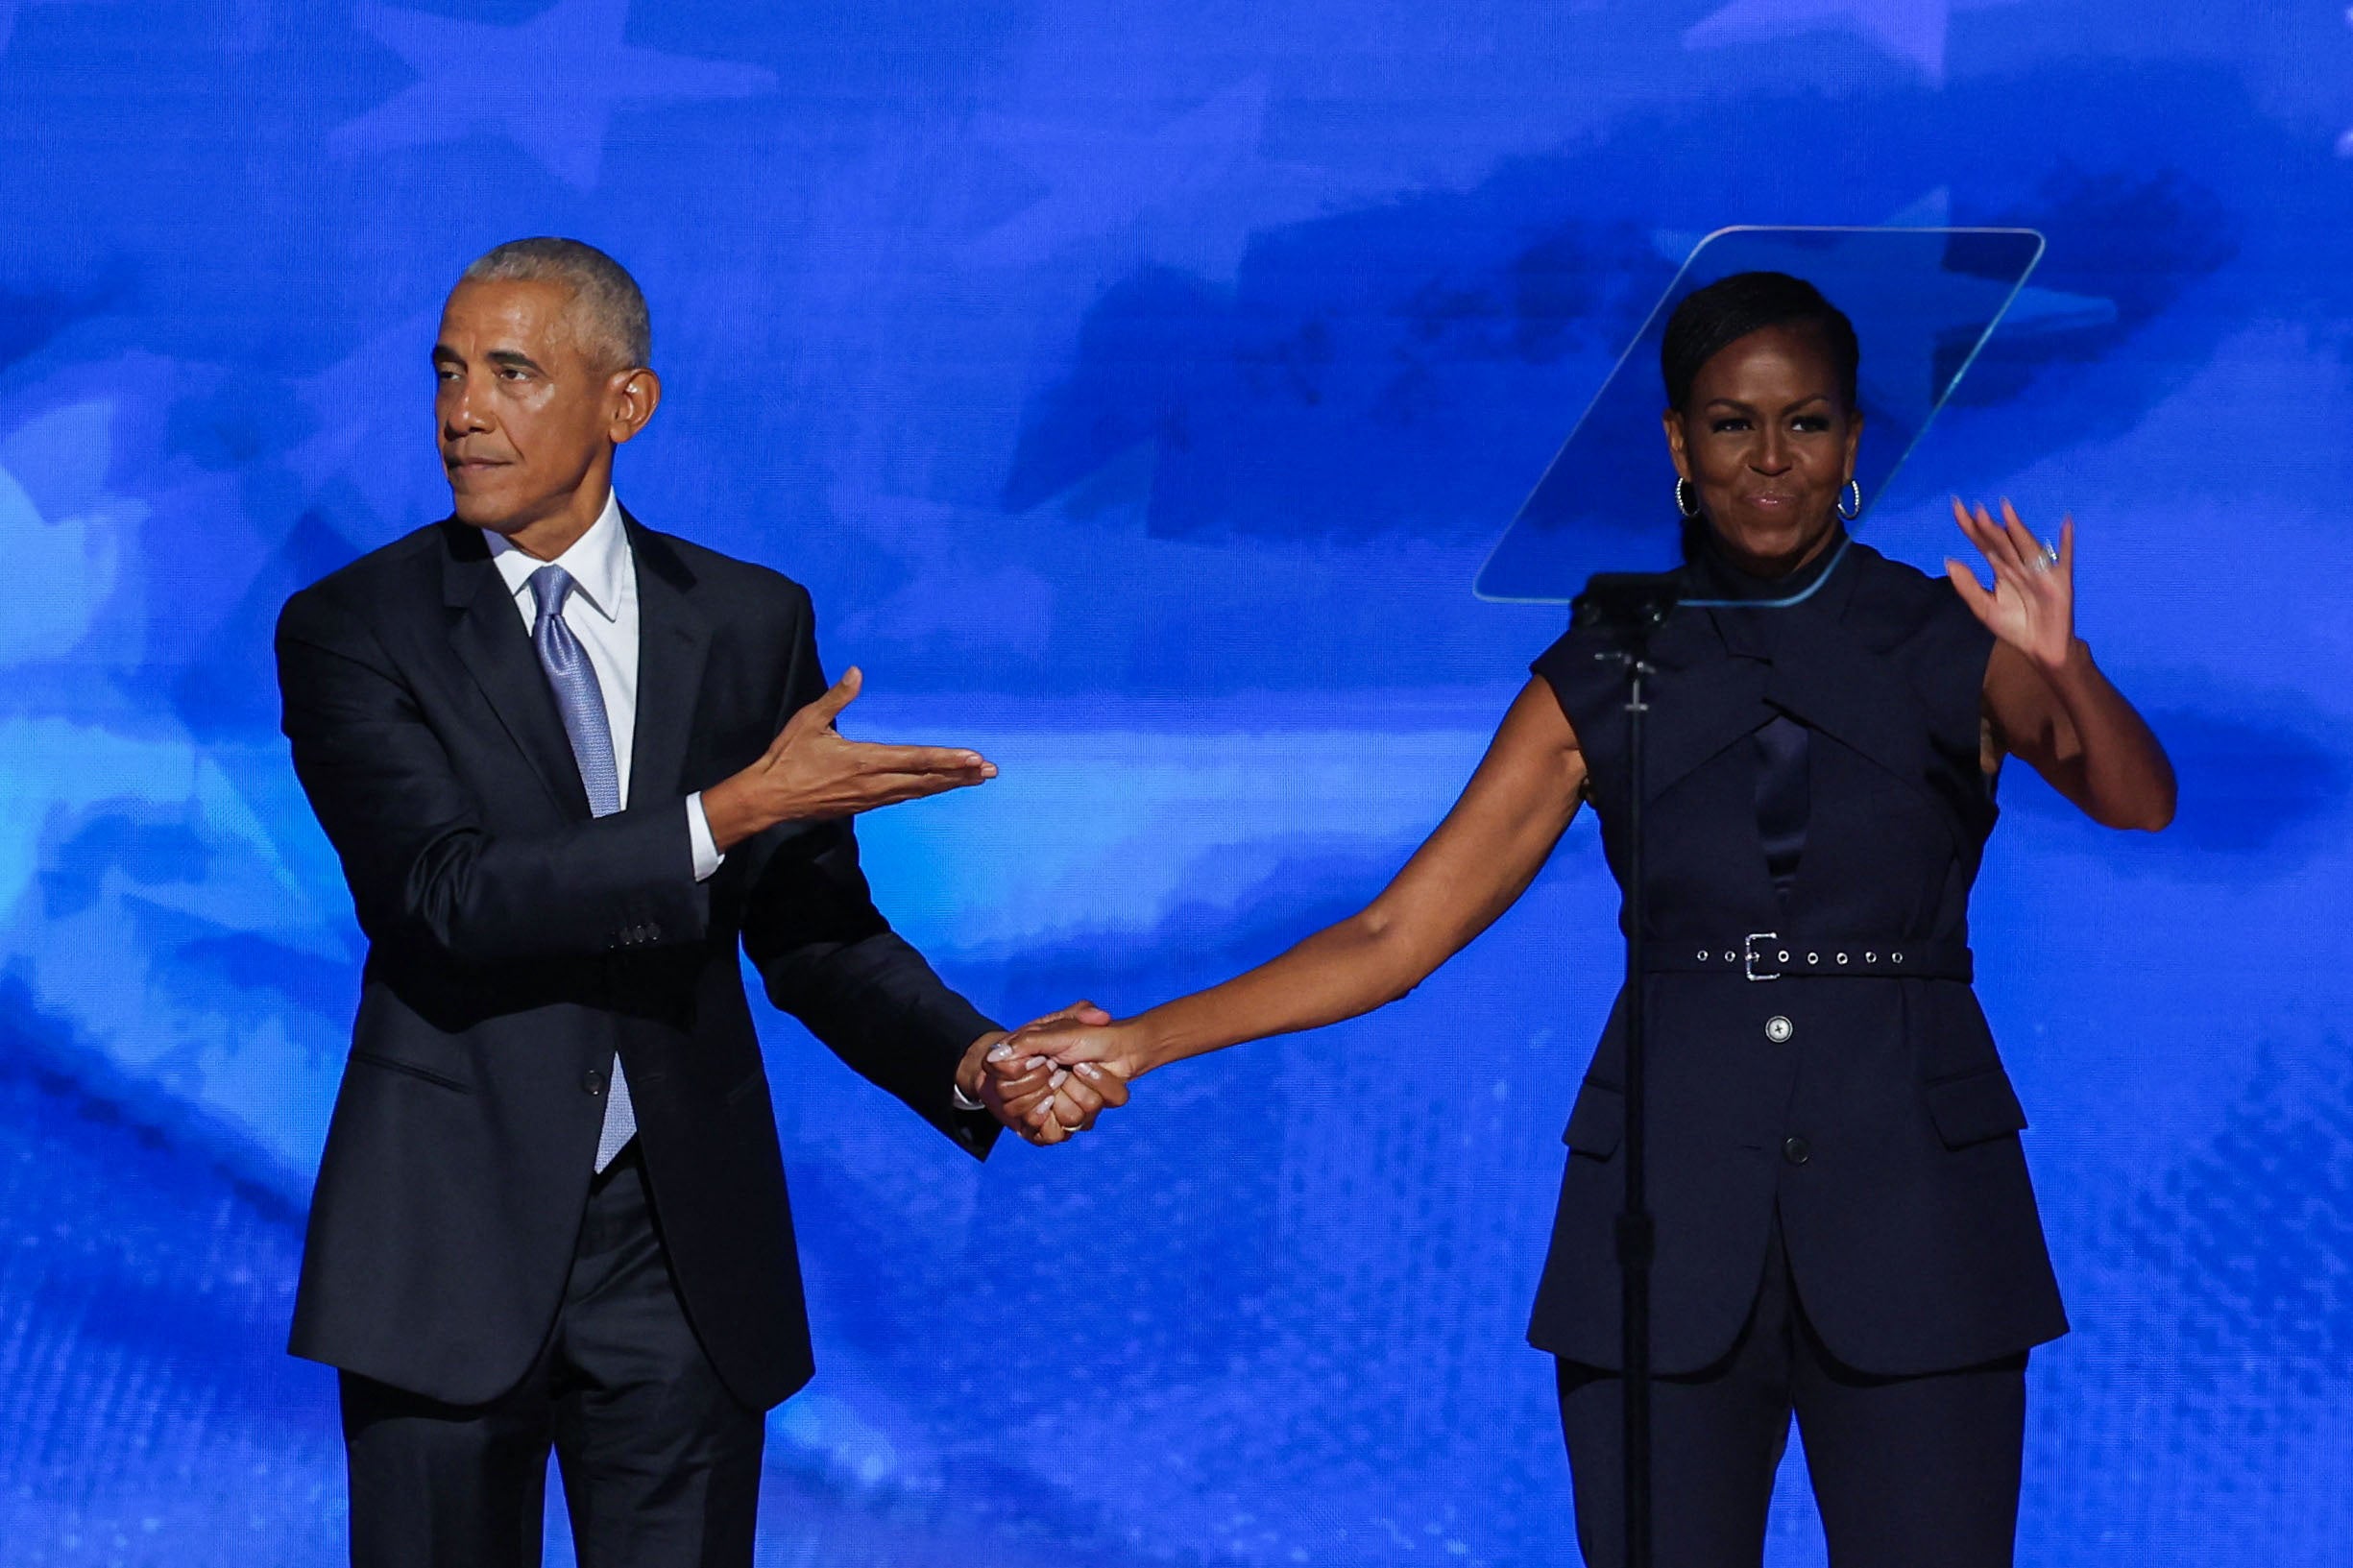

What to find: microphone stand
left=1571, top=570, right=1683, bottom=1568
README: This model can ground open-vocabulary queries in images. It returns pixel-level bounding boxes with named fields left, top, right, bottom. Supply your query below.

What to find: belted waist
left=1645, top=932, right=1973, bottom=982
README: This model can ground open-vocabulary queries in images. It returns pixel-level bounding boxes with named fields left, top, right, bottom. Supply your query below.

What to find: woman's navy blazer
left=1528, top=540, right=2069, bottom=1377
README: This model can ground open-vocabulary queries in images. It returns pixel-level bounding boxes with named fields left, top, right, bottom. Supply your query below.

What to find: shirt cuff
left=686, top=792, right=725, bottom=882
left=952, top=1082, right=985, bottom=1113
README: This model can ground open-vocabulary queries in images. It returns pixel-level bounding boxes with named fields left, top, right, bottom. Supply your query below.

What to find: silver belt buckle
left=1743, top=932, right=1781, bottom=982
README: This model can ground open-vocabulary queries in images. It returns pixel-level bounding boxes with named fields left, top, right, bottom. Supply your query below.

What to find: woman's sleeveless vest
left=1527, top=542, right=2068, bottom=1376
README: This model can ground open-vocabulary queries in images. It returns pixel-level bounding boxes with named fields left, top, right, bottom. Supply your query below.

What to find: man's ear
left=609, top=368, right=662, bottom=445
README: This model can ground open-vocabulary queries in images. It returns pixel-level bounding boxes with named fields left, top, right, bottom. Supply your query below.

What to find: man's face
left=433, top=278, right=627, bottom=535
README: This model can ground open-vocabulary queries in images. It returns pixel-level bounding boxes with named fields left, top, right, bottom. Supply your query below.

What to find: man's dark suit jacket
left=277, top=512, right=1000, bottom=1411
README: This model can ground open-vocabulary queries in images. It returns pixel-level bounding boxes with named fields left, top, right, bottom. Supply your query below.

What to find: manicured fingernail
left=987, top=1043, right=1010, bottom=1060
left=1048, top=1069, right=1068, bottom=1088
left=1077, top=1063, right=1101, bottom=1079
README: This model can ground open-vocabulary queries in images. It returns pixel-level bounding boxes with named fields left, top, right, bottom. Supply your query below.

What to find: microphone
left=1571, top=571, right=1683, bottom=637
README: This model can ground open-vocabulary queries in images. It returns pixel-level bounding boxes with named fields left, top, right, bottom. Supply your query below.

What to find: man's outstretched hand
left=701, top=667, right=997, bottom=853
left=958, top=1001, right=1128, bottom=1145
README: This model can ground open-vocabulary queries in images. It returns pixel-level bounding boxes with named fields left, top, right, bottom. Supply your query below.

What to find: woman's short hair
left=1660, top=271, right=1858, bottom=413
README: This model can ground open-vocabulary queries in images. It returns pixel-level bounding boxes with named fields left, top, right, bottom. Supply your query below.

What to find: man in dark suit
left=277, top=237, right=1116, bottom=1568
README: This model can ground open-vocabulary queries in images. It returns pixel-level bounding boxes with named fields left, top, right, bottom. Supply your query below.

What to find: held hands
left=978, top=1010, right=1150, bottom=1146
left=700, top=667, right=997, bottom=853
left=958, top=1001, right=1129, bottom=1145
left=1947, top=497, right=2075, bottom=672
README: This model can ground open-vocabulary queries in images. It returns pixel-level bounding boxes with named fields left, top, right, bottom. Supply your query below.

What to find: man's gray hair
left=460, top=237, right=651, bottom=373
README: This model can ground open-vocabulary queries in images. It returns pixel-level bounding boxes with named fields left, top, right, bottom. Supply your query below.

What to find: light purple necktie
left=528, top=566, right=637, bottom=1172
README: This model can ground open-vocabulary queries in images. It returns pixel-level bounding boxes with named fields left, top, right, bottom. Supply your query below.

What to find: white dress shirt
left=487, top=491, right=723, bottom=881
left=492, top=495, right=991, bottom=1116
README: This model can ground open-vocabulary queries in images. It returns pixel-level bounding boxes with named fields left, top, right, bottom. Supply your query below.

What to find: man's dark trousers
left=341, top=1150, right=764, bottom=1568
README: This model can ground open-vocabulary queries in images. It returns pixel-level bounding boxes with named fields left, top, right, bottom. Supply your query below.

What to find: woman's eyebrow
left=1703, top=394, right=1834, bottom=414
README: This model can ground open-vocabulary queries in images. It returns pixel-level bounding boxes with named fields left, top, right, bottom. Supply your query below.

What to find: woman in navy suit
left=997, top=272, right=2174, bottom=1565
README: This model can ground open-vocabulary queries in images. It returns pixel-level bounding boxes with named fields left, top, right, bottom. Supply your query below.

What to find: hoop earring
left=1837, top=478, right=1861, bottom=521
left=1675, top=477, right=1701, bottom=519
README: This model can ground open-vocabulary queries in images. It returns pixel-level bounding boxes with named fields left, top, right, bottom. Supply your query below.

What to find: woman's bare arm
left=1983, top=639, right=2174, bottom=830
left=993, top=677, right=1589, bottom=1110
left=1951, top=498, right=2174, bottom=832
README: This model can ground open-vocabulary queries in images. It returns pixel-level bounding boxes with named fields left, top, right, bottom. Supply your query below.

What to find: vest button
left=1783, top=1135, right=1810, bottom=1167
left=583, top=1068, right=607, bottom=1096
left=1764, top=1015, right=1794, bottom=1044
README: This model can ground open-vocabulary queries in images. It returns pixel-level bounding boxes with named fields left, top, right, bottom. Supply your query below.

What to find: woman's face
left=1662, top=324, right=1861, bottom=575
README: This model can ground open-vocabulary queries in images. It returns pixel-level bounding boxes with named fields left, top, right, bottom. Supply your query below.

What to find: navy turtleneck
left=1685, top=523, right=1849, bottom=910
left=1681, top=519, right=1848, bottom=605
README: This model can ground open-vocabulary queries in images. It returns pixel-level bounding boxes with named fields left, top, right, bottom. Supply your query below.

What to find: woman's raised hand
left=1947, top=497, right=2075, bottom=672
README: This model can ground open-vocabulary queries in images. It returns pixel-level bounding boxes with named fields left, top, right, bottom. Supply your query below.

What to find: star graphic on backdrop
left=330, top=0, right=775, bottom=190
left=1650, top=190, right=2119, bottom=352
left=971, top=78, right=1332, bottom=282
left=1683, top=0, right=2027, bottom=86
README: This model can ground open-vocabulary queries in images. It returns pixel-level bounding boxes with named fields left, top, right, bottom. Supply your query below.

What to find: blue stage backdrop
left=1, top=3, right=2348, bottom=1563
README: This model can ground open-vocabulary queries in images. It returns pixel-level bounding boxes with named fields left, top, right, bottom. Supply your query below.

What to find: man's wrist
left=955, top=1031, right=1005, bottom=1108
left=699, top=775, right=755, bottom=854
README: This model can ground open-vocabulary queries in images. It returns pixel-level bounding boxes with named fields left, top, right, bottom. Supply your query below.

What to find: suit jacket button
left=1782, top=1135, right=1810, bottom=1167
left=1764, top=1015, right=1794, bottom=1044
left=644, top=922, right=662, bottom=940
left=583, top=1069, right=607, bottom=1096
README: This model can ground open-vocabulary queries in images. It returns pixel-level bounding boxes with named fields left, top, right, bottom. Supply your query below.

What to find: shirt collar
left=488, top=490, right=628, bottom=621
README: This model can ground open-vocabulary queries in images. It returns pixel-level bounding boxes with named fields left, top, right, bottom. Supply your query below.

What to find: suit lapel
left=440, top=519, right=593, bottom=820
left=623, top=512, right=712, bottom=809
left=1639, top=607, right=1771, bottom=801
left=1755, top=550, right=1934, bottom=790
left=1763, top=628, right=1930, bottom=786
